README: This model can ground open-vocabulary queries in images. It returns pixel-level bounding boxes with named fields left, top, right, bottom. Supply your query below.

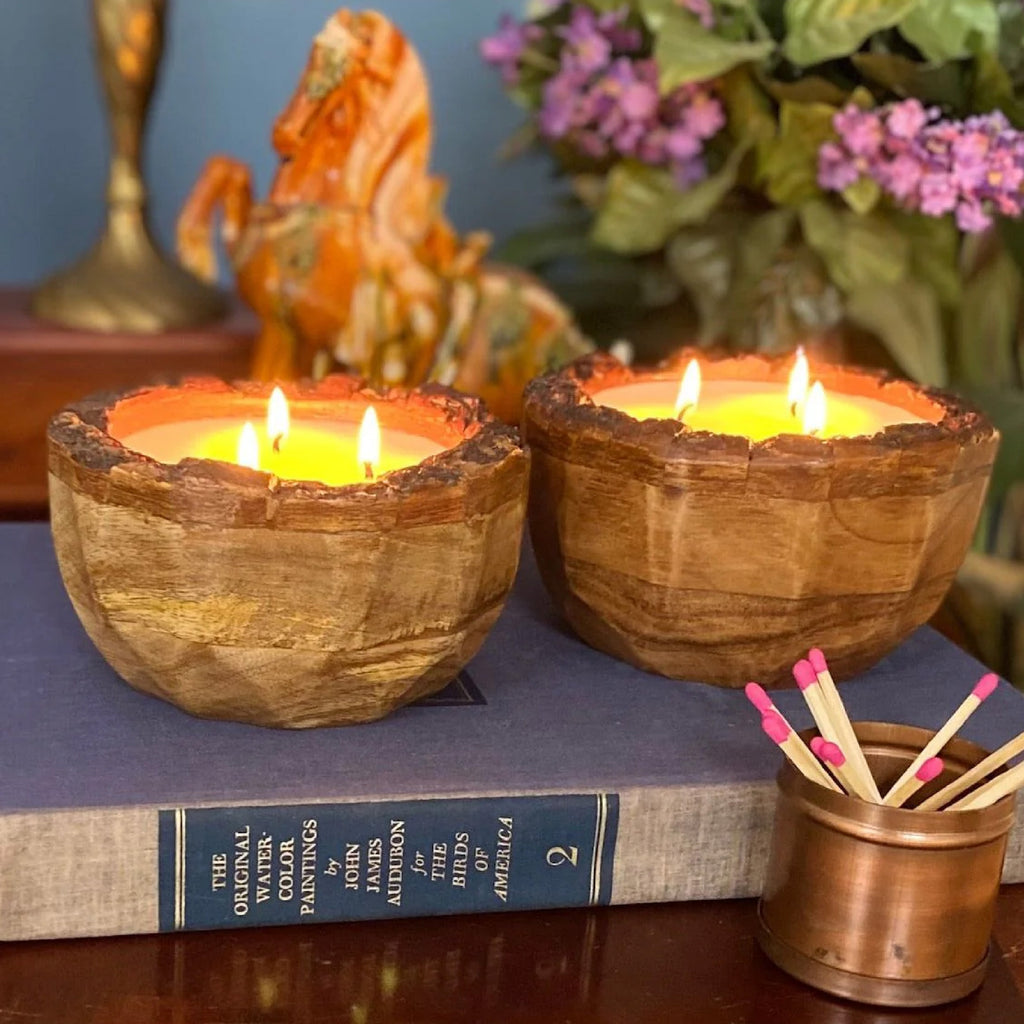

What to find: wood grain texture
left=0, top=288, right=254, bottom=516
left=48, top=375, right=528, bottom=727
left=523, top=352, right=999, bottom=687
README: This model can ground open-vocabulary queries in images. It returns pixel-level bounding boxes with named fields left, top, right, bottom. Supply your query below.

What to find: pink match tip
left=761, top=711, right=791, bottom=745
left=809, top=736, right=825, bottom=756
left=972, top=673, right=999, bottom=701
left=808, top=648, right=829, bottom=674
left=745, top=682, right=773, bottom=713
left=820, top=742, right=846, bottom=768
left=916, top=757, right=944, bottom=783
left=792, top=659, right=818, bottom=691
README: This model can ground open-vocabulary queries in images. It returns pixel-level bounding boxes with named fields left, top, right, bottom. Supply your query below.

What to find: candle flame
left=788, top=346, right=809, bottom=417
left=237, top=421, right=260, bottom=470
left=358, top=406, right=381, bottom=479
left=803, top=381, right=827, bottom=437
left=674, top=359, right=701, bottom=420
left=267, top=386, right=289, bottom=451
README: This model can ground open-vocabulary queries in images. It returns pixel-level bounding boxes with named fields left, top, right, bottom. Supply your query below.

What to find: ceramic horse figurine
left=177, top=8, right=587, bottom=421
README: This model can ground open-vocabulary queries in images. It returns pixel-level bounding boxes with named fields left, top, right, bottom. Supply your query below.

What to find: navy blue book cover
left=2, top=522, right=1023, bottom=937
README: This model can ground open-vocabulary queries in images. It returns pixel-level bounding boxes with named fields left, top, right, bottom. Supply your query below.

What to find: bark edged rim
left=48, top=374, right=526, bottom=503
left=524, top=352, right=996, bottom=457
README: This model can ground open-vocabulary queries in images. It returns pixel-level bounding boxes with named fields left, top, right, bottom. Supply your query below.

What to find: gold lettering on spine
left=233, top=826, right=251, bottom=917
left=387, top=819, right=405, bottom=906
left=300, top=819, right=318, bottom=916
left=493, top=817, right=513, bottom=903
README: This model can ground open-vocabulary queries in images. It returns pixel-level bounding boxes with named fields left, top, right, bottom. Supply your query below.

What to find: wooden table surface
left=2, top=888, right=1023, bottom=1023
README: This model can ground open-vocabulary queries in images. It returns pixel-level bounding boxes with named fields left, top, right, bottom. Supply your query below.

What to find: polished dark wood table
left=2, top=888, right=1023, bottom=1023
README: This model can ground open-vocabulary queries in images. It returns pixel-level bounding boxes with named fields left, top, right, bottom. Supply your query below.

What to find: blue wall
left=0, top=0, right=554, bottom=285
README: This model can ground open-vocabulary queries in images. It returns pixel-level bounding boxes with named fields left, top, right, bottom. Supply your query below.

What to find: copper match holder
left=757, top=722, right=1016, bottom=1007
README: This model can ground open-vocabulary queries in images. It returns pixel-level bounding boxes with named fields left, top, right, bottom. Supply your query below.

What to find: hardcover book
left=1, top=521, right=1023, bottom=941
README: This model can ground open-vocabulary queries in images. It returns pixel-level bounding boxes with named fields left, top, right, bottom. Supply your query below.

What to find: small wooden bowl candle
left=523, top=351, right=998, bottom=687
left=48, top=376, right=528, bottom=727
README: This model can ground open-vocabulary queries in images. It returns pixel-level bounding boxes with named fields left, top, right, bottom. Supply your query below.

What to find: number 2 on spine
left=546, top=845, right=578, bottom=867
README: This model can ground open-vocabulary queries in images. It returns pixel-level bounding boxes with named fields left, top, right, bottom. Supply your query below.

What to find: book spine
left=5, top=786, right=1023, bottom=940
left=0, top=794, right=618, bottom=940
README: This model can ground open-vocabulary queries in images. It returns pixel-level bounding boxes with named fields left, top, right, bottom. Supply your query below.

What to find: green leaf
left=972, top=51, right=1024, bottom=127
left=784, top=0, right=921, bottom=66
left=800, top=200, right=910, bottom=292
left=899, top=213, right=962, bottom=307
left=898, top=0, right=999, bottom=62
left=666, top=227, right=737, bottom=340
left=593, top=147, right=748, bottom=254
left=958, top=387, right=1024, bottom=501
left=852, top=52, right=972, bottom=108
left=642, top=0, right=775, bottom=89
left=759, top=74, right=850, bottom=106
left=666, top=209, right=798, bottom=343
left=759, top=101, right=838, bottom=206
left=1000, top=217, right=1024, bottom=276
left=841, top=176, right=881, bottom=214
left=719, top=67, right=776, bottom=144
left=845, top=280, right=948, bottom=385
left=956, top=246, right=1021, bottom=389
left=591, top=164, right=679, bottom=253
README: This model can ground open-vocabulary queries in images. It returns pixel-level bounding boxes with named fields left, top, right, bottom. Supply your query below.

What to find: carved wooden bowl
left=523, top=353, right=998, bottom=687
left=48, top=376, right=528, bottom=727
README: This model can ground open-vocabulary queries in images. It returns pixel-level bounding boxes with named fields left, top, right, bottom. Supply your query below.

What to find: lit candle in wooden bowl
left=523, top=351, right=998, bottom=687
left=47, top=376, right=528, bottom=727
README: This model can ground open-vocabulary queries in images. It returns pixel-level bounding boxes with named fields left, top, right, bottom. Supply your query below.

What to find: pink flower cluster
left=481, top=4, right=724, bottom=185
left=819, top=99, right=1024, bottom=232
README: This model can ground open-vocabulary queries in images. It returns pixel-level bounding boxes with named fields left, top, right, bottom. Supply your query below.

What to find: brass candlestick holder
left=33, top=0, right=225, bottom=333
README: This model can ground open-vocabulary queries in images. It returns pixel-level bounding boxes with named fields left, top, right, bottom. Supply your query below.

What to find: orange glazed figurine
left=177, top=8, right=587, bottom=421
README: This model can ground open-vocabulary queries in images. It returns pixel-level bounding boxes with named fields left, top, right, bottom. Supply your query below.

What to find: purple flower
left=919, top=173, right=959, bottom=216
left=480, top=14, right=542, bottom=85
left=833, top=105, right=883, bottom=157
left=486, top=3, right=724, bottom=183
left=684, top=92, right=726, bottom=139
left=956, top=200, right=992, bottom=233
left=883, top=154, right=922, bottom=199
left=818, top=142, right=860, bottom=191
left=559, top=7, right=612, bottom=73
left=818, top=99, right=1024, bottom=234
left=886, top=99, right=929, bottom=140
left=666, top=126, right=701, bottom=160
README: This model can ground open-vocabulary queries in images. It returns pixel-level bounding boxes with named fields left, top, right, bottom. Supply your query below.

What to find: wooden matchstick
left=808, top=649, right=881, bottom=802
left=883, top=673, right=1000, bottom=807
left=919, top=730, right=1024, bottom=811
left=762, top=711, right=840, bottom=792
left=810, top=737, right=850, bottom=795
left=794, top=661, right=878, bottom=802
left=896, top=757, right=945, bottom=809
left=746, top=683, right=832, bottom=785
left=745, top=682, right=823, bottom=770
left=947, top=757, right=1024, bottom=812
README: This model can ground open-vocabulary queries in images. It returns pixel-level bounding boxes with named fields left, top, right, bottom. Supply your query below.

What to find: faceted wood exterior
left=48, top=375, right=528, bottom=727
left=523, top=352, right=999, bottom=687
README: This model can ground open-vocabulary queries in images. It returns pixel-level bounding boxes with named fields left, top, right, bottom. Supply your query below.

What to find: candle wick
left=807, top=427, right=821, bottom=438
left=272, top=434, right=284, bottom=454
left=675, top=403, right=694, bottom=422
left=789, top=401, right=800, bottom=418
left=364, top=461, right=375, bottom=481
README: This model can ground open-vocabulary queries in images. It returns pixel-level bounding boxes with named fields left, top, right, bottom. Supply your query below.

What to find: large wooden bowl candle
left=523, top=352, right=998, bottom=687
left=48, top=376, right=528, bottom=727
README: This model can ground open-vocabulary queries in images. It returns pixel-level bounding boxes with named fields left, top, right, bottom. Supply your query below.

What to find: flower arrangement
left=482, top=0, right=1024, bottom=501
